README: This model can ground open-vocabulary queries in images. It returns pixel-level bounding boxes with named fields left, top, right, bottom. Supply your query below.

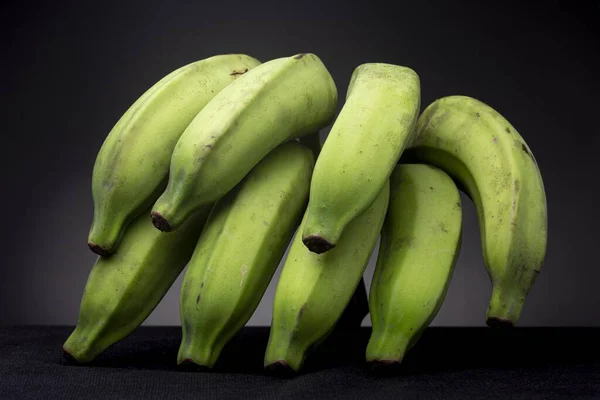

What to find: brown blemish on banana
left=294, top=53, right=307, bottom=59
left=395, top=236, right=416, bottom=249
left=505, top=127, right=511, bottom=134
left=296, top=304, right=307, bottom=322
left=196, top=294, right=201, bottom=304
left=230, top=68, right=248, bottom=76
left=519, top=142, right=537, bottom=165
left=439, top=222, right=449, bottom=233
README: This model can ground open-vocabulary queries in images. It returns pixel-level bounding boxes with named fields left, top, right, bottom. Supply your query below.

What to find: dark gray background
left=2, top=0, right=598, bottom=327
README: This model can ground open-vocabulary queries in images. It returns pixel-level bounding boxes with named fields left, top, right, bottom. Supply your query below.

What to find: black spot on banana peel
left=296, top=304, right=307, bottom=323
left=520, top=142, right=535, bottom=163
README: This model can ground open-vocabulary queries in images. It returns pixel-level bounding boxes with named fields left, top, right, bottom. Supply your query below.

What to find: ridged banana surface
left=178, top=141, right=314, bottom=368
left=265, top=182, right=390, bottom=373
left=63, top=206, right=213, bottom=363
left=151, top=53, right=338, bottom=232
left=88, top=54, right=260, bottom=256
left=404, top=95, right=547, bottom=326
left=302, top=63, right=420, bottom=254
left=367, top=164, right=462, bottom=365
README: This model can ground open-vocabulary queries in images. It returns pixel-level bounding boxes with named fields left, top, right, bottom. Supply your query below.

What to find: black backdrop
left=1, top=0, right=598, bottom=326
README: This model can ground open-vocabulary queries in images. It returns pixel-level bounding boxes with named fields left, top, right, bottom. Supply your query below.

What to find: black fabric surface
left=1, top=326, right=598, bottom=399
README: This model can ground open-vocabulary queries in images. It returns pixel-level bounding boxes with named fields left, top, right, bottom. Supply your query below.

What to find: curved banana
left=265, top=182, right=390, bottom=374
left=177, top=141, right=314, bottom=369
left=151, top=53, right=338, bottom=232
left=404, top=95, right=547, bottom=326
left=302, top=63, right=420, bottom=254
left=367, top=164, right=462, bottom=365
left=63, top=206, right=212, bottom=363
left=297, top=131, right=371, bottom=329
left=88, top=54, right=260, bottom=256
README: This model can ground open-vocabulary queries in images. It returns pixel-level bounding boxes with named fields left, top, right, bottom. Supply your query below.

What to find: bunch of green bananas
left=63, top=53, right=547, bottom=374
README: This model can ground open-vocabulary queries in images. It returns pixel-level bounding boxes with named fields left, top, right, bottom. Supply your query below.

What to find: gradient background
left=2, top=0, right=598, bottom=327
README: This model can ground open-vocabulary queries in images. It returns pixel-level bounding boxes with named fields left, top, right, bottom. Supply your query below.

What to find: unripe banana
left=404, top=95, right=547, bottom=326
left=63, top=206, right=212, bottom=363
left=265, top=182, right=390, bottom=374
left=302, top=63, right=420, bottom=254
left=178, top=141, right=314, bottom=369
left=297, top=132, right=371, bottom=329
left=151, top=53, right=338, bottom=232
left=88, top=54, right=260, bottom=256
left=367, top=164, right=462, bottom=366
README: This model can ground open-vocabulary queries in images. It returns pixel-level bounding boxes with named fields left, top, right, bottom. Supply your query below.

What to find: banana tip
left=486, top=317, right=515, bottom=328
left=178, top=358, right=211, bottom=372
left=265, top=360, right=296, bottom=378
left=87, top=242, right=113, bottom=257
left=151, top=211, right=174, bottom=232
left=302, top=235, right=335, bottom=254
left=61, top=346, right=81, bottom=365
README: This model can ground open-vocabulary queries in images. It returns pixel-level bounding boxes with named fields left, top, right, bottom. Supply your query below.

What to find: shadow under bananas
left=59, top=325, right=600, bottom=377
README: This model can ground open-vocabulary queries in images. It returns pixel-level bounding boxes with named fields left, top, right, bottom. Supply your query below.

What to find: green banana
left=403, top=95, right=547, bottom=326
left=63, top=206, right=212, bottom=363
left=302, top=63, right=420, bottom=254
left=297, top=131, right=372, bottom=329
left=151, top=53, right=338, bottom=232
left=177, top=141, right=314, bottom=369
left=265, top=181, right=390, bottom=373
left=88, top=54, right=260, bottom=256
left=367, top=164, right=462, bottom=365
